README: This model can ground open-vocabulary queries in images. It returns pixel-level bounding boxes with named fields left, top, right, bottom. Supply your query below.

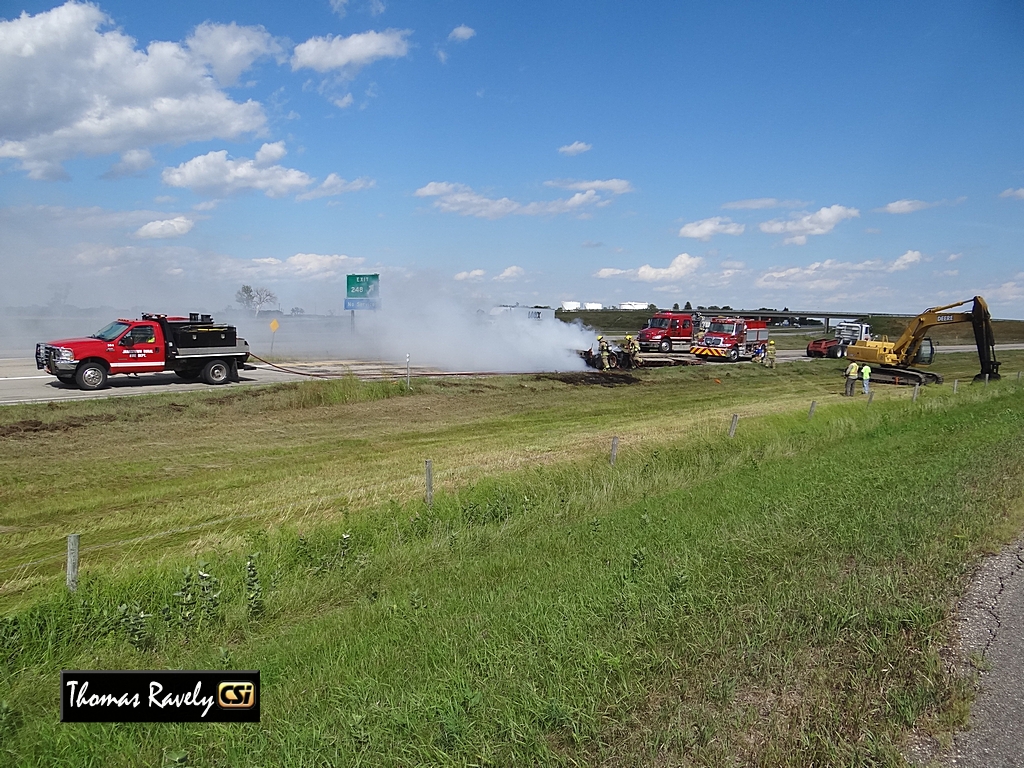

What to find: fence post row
left=425, top=459, right=433, bottom=508
left=66, top=534, right=80, bottom=592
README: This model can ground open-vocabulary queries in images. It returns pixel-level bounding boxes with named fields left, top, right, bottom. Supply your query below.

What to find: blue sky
left=2, top=0, right=1023, bottom=317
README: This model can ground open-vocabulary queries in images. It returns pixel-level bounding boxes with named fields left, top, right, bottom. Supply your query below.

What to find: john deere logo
left=217, top=682, right=256, bottom=709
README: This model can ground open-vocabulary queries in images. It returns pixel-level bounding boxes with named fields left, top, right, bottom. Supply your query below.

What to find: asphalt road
left=2, top=343, right=1022, bottom=407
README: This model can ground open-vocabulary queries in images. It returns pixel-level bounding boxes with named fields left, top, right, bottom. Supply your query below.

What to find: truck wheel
left=659, top=338, right=672, bottom=353
left=75, top=362, right=107, bottom=391
left=56, top=374, right=76, bottom=385
left=728, top=348, right=740, bottom=362
left=175, top=369, right=201, bottom=380
left=202, top=359, right=230, bottom=385
left=836, top=345, right=847, bottom=358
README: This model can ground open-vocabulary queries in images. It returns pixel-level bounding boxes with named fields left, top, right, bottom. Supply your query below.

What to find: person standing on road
left=861, top=363, right=872, bottom=395
left=765, top=340, right=777, bottom=369
left=844, top=360, right=860, bottom=397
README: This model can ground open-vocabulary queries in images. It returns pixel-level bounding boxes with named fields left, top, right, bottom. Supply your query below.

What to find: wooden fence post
left=728, top=414, right=739, bottom=438
left=610, top=436, right=619, bottom=465
left=66, top=534, right=80, bottom=592
left=912, top=384, right=919, bottom=403
left=425, top=460, right=433, bottom=508
left=406, top=354, right=411, bottom=391
left=867, top=392, right=874, bottom=406
left=808, top=400, right=816, bottom=419
left=953, top=379, right=959, bottom=394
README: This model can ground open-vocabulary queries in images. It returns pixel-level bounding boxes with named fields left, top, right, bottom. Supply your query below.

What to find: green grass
left=1, top=355, right=1024, bottom=766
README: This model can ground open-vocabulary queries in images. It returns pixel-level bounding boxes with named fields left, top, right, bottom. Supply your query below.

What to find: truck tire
left=56, top=374, right=76, bottom=385
left=659, top=338, right=672, bottom=353
left=75, top=361, right=108, bottom=391
left=175, top=369, right=201, bottom=380
left=201, top=359, right=230, bottom=385
left=728, top=347, right=740, bottom=362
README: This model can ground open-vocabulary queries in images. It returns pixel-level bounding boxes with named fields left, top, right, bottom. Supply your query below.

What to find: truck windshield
left=709, top=322, right=735, bottom=334
left=645, top=318, right=670, bottom=329
left=90, top=321, right=130, bottom=341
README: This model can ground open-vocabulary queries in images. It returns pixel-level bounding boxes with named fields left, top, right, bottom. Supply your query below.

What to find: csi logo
left=217, top=682, right=256, bottom=709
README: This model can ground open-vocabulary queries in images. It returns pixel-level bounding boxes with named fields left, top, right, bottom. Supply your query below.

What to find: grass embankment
left=1, top=355, right=1023, bottom=766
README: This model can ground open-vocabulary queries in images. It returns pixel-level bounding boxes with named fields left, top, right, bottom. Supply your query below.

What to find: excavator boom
left=846, top=296, right=1000, bottom=385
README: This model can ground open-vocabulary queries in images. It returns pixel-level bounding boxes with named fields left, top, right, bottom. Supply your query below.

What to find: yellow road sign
left=269, top=319, right=280, bottom=332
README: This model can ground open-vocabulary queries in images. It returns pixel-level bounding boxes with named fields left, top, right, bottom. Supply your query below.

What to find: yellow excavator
left=846, top=296, right=1000, bottom=385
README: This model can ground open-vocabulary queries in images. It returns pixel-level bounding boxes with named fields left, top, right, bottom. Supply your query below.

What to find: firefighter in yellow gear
left=844, top=360, right=860, bottom=397
left=765, top=340, right=777, bottom=369
left=624, top=334, right=642, bottom=368
left=597, top=336, right=611, bottom=370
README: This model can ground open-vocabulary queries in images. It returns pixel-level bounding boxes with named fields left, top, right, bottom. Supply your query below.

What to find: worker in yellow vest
left=844, top=360, right=860, bottom=397
left=765, top=340, right=777, bottom=369
left=861, top=363, right=872, bottom=395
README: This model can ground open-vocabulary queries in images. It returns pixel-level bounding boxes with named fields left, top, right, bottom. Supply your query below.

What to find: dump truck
left=806, top=322, right=872, bottom=358
left=36, top=312, right=250, bottom=391
left=845, top=296, right=999, bottom=385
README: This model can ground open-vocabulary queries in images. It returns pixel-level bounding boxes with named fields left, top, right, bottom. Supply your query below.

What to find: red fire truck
left=690, top=317, right=769, bottom=361
left=36, top=313, right=250, bottom=391
left=636, top=311, right=702, bottom=352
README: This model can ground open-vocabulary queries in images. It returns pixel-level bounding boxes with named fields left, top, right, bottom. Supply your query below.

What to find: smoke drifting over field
left=1, top=278, right=595, bottom=372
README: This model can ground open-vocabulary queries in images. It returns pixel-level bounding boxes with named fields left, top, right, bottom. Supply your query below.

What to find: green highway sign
left=346, top=274, right=380, bottom=310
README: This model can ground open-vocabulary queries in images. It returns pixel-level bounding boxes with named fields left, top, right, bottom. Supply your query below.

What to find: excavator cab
left=912, top=338, right=935, bottom=365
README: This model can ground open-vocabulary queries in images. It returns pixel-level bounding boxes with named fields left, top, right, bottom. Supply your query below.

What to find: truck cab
left=637, top=311, right=700, bottom=352
left=690, top=317, right=769, bottom=361
left=36, top=313, right=249, bottom=391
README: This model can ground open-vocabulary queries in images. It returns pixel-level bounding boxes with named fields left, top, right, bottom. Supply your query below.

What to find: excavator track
left=871, top=366, right=944, bottom=386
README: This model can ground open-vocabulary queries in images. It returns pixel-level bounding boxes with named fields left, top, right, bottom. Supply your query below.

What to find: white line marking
left=0, top=375, right=52, bottom=380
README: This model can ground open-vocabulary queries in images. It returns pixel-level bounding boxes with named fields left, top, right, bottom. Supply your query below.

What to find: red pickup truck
left=36, top=313, right=250, bottom=390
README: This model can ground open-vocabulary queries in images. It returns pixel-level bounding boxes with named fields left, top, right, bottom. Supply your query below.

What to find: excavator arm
left=847, top=296, right=1000, bottom=384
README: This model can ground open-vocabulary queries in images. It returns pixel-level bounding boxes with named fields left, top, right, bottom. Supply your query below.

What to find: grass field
left=2, top=353, right=1024, bottom=766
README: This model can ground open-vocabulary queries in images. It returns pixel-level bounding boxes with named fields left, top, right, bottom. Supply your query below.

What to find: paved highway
left=2, top=343, right=1022, bottom=406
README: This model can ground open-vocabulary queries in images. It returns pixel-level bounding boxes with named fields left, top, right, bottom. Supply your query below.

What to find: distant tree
left=722, top=305, right=732, bottom=311
left=648, top=303, right=658, bottom=311
left=783, top=306, right=789, bottom=312
left=697, top=305, right=706, bottom=310
left=684, top=301, right=692, bottom=310
left=290, top=306, right=305, bottom=316
left=236, top=285, right=256, bottom=312
left=251, top=288, right=277, bottom=318
left=672, top=302, right=680, bottom=311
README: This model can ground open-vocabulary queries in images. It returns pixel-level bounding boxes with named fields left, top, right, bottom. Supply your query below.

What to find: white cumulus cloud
left=759, top=205, right=860, bottom=245
left=494, top=266, right=524, bottom=281
left=888, top=249, right=922, bottom=271
left=999, top=188, right=1024, bottom=199
left=876, top=199, right=935, bottom=214
left=596, top=253, right=703, bottom=283
left=291, top=29, right=411, bottom=74
left=162, top=143, right=371, bottom=201
left=228, top=252, right=366, bottom=280
left=103, top=149, right=156, bottom=179
left=186, top=21, right=283, bottom=86
left=135, top=216, right=194, bottom=239
left=678, top=216, right=744, bottom=241
left=296, top=173, right=375, bottom=200
left=558, top=141, right=591, bottom=156
left=0, top=2, right=267, bottom=179
left=454, top=269, right=485, bottom=281
left=448, top=25, right=476, bottom=42
left=414, top=180, right=622, bottom=219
